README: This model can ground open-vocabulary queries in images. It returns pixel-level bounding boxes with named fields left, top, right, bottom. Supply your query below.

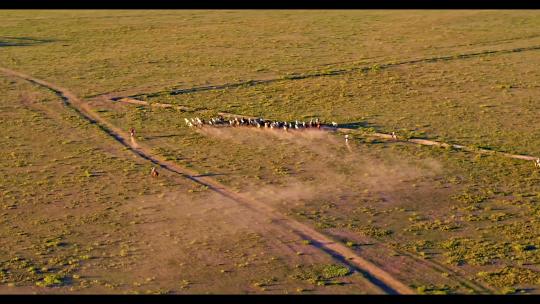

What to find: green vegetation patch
left=477, top=267, right=540, bottom=289
left=291, top=264, right=351, bottom=286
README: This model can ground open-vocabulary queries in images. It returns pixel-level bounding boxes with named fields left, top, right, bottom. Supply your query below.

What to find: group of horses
left=175, top=115, right=540, bottom=176
left=184, top=115, right=340, bottom=131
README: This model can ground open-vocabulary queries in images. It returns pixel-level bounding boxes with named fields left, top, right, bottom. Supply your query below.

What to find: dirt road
left=1, top=66, right=415, bottom=294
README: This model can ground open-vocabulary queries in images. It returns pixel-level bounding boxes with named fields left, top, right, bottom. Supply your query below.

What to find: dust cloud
left=196, top=126, right=443, bottom=207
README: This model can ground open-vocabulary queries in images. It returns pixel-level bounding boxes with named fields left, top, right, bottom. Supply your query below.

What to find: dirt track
left=1, top=67, right=416, bottom=295
left=109, top=97, right=538, bottom=163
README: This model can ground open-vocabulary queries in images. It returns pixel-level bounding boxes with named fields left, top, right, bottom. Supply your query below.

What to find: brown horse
left=151, top=167, right=159, bottom=178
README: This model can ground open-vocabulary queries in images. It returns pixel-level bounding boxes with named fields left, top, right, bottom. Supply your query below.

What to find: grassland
left=146, top=47, right=540, bottom=157
left=1, top=10, right=540, bottom=98
left=2, top=10, right=540, bottom=294
left=91, top=94, right=540, bottom=294
left=0, top=76, right=378, bottom=294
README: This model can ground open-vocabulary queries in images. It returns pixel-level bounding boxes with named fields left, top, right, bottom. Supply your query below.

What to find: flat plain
left=1, top=10, right=540, bottom=294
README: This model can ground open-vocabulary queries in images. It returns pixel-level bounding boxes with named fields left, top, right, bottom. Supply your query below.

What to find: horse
left=151, top=167, right=159, bottom=178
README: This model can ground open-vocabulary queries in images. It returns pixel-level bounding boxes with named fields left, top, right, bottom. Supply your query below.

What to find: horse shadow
left=145, top=134, right=183, bottom=139
left=0, top=36, right=57, bottom=48
left=191, top=173, right=228, bottom=178
left=336, top=121, right=377, bottom=130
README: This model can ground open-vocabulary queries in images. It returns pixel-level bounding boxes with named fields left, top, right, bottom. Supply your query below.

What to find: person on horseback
left=151, top=167, right=159, bottom=178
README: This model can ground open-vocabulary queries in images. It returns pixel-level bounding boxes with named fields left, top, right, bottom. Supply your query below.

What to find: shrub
left=321, top=264, right=350, bottom=279
left=36, top=274, right=63, bottom=287
left=291, top=264, right=351, bottom=286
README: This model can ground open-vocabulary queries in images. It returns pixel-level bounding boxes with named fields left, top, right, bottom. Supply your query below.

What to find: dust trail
left=130, top=136, right=139, bottom=148
left=196, top=126, right=443, bottom=207
left=131, top=190, right=270, bottom=235
left=345, top=138, right=353, bottom=153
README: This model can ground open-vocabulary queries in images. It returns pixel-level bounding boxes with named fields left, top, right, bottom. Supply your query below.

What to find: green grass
left=477, top=267, right=540, bottom=291
left=147, top=50, right=540, bottom=157
left=415, top=284, right=454, bottom=295
left=1, top=10, right=540, bottom=98
left=291, top=264, right=351, bottom=286
left=36, top=274, right=64, bottom=287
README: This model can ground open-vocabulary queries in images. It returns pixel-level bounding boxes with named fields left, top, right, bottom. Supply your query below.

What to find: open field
left=2, top=10, right=540, bottom=294
left=0, top=75, right=382, bottom=294
left=2, top=10, right=540, bottom=98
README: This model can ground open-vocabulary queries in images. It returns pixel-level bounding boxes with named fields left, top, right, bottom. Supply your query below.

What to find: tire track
left=0, top=67, right=415, bottom=295
left=338, top=129, right=539, bottom=162
left=106, top=44, right=540, bottom=101
left=395, top=249, right=493, bottom=294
